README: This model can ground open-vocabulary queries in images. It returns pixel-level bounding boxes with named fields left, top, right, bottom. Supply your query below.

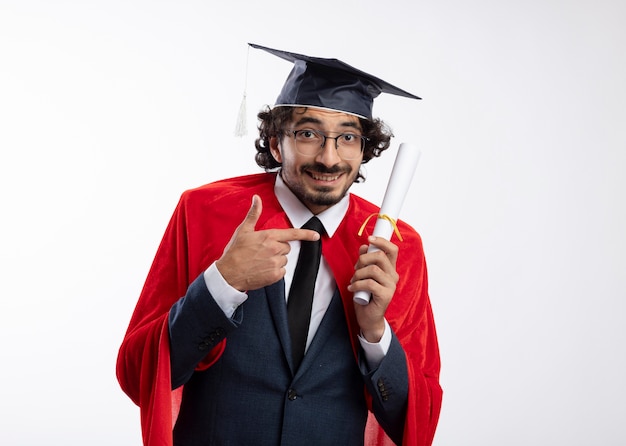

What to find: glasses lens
left=293, top=130, right=323, bottom=156
left=336, top=134, right=364, bottom=160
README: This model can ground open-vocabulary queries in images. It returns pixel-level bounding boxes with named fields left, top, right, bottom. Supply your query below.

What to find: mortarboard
left=249, top=43, right=421, bottom=120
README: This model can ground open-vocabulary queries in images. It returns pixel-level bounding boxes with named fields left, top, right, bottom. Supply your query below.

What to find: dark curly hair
left=254, top=106, right=394, bottom=183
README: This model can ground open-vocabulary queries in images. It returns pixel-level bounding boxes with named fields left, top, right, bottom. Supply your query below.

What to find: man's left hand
left=348, top=236, right=399, bottom=343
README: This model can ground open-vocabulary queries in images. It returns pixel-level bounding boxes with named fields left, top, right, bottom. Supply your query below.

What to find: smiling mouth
left=309, top=171, right=342, bottom=182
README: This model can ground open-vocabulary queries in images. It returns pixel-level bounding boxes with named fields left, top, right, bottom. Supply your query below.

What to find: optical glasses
left=284, top=129, right=368, bottom=160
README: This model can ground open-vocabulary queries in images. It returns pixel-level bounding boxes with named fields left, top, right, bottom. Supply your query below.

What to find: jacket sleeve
left=360, top=332, right=409, bottom=445
left=168, top=275, right=241, bottom=389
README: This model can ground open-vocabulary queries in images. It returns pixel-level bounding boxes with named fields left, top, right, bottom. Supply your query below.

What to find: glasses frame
left=284, top=128, right=369, bottom=160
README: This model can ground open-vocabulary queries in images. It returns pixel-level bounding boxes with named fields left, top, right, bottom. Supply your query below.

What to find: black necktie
left=287, top=216, right=324, bottom=370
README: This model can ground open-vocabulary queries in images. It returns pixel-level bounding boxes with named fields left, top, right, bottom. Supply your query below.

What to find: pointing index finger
left=268, top=228, right=321, bottom=243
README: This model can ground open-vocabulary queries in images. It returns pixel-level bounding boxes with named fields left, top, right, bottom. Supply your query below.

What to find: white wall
left=1, top=0, right=624, bottom=444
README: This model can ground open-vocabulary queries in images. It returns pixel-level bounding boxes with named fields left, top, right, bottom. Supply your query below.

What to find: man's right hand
left=215, top=195, right=321, bottom=292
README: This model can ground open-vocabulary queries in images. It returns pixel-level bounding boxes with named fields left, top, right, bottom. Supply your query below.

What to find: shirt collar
left=274, top=173, right=349, bottom=237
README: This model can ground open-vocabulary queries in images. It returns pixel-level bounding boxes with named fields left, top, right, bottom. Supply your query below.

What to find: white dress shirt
left=204, top=174, right=390, bottom=368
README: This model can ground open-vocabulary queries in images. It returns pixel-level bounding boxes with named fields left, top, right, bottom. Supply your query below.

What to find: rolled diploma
left=353, top=142, right=421, bottom=305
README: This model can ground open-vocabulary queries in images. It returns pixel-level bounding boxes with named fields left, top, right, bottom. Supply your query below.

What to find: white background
left=1, top=0, right=625, bottom=445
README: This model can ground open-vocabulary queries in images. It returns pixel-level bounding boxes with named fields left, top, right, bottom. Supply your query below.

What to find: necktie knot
left=302, top=216, right=324, bottom=235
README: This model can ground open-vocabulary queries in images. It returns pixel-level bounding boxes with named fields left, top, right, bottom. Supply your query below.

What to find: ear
left=269, top=136, right=282, bottom=163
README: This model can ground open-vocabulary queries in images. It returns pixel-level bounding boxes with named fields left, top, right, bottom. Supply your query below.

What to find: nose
left=315, top=136, right=342, bottom=166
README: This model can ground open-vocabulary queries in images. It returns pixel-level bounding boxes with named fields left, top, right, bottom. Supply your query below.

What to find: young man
left=117, top=43, right=442, bottom=446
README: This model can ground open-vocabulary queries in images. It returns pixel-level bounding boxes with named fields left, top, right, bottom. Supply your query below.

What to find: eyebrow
left=292, top=116, right=362, bottom=132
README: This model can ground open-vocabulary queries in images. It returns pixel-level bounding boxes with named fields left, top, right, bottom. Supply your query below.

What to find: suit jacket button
left=287, top=389, right=298, bottom=401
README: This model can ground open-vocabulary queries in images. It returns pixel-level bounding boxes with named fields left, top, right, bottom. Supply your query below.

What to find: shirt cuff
left=203, top=262, right=248, bottom=319
left=358, top=319, right=392, bottom=370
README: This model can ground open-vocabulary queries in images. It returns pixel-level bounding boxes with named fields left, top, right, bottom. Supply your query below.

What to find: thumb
left=239, top=194, right=262, bottom=232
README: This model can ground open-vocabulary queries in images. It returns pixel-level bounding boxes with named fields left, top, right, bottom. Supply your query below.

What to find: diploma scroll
left=353, top=142, right=421, bottom=305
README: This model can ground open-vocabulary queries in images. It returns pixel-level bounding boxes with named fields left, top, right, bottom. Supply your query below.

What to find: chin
left=306, top=189, right=345, bottom=207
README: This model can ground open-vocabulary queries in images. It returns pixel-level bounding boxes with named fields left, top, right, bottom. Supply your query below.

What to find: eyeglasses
left=284, top=129, right=368, bottom=160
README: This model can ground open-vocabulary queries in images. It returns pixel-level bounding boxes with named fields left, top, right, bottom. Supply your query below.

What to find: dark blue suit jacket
left=168, top=275, right=408, bottom=445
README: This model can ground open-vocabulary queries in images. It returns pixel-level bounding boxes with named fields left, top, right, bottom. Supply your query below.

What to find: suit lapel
left=296, top=288, right=345, bottom=375
left=265, top=283, right=346, bottom=377
left=264, top=279, right=296, bottom=372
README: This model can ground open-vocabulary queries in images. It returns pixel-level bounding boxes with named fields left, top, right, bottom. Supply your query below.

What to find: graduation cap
left=249, top=43, right=420, bottom=120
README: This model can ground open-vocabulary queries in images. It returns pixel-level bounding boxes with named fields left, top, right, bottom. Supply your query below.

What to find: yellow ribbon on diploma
left=357, top=213, right=403, bottom=241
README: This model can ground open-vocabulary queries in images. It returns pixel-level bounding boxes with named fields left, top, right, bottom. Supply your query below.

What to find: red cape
left=116, top=173, right=442, bottom=446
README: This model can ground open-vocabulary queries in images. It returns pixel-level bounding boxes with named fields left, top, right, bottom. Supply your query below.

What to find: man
left=117, top=43, right=442, bottom=446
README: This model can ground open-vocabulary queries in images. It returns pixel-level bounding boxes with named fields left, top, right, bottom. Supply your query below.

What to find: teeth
left=311, top=173, right=339, bottom=181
